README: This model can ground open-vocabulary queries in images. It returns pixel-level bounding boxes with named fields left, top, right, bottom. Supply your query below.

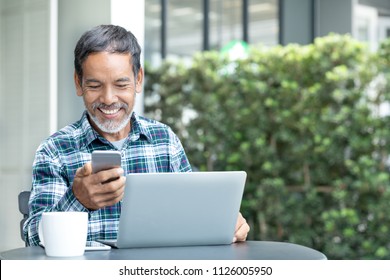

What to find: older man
left=24, top=24, right=249, bottom=246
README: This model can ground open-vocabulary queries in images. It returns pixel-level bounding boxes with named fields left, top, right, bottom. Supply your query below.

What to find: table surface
left=1, top=241, right=326, bottom=260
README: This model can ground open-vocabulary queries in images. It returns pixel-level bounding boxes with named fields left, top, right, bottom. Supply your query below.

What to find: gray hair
left=74, top=24, right=141, bottom=84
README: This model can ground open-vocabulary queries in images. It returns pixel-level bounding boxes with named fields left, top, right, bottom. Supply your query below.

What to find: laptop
left=99, top=171, right=247, bottom=248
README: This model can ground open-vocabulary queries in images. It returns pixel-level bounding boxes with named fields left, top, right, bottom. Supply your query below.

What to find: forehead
left=82, top=52, right=133, bottom=78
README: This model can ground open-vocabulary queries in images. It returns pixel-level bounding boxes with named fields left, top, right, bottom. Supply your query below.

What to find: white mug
left=40, top=211, right=88, bottom=257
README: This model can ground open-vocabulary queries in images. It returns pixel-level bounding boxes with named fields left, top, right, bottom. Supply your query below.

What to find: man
left=24, top=24, right=249, bottom=246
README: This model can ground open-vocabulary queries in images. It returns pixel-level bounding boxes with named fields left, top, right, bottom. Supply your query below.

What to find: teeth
left=100, top=108, right=120, bottom=115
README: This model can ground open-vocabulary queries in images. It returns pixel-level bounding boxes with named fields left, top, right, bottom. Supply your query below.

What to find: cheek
left=82, top=94, right=98, bottom=107
left=120, top=90, right=136, bottom=103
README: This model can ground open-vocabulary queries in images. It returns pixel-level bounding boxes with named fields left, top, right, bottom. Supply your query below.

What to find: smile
left=99, top=108, right=121, bottom=115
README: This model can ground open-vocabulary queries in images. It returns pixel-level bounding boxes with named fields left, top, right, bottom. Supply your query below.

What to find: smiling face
left=75, top=51, right=143, bottom=141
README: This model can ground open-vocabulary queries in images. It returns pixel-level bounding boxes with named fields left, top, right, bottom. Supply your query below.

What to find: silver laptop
left=99, top=171, right=246, bottom=248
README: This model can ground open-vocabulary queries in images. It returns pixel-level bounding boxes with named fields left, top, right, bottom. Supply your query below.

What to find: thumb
left=76, top=162, right=93, bottom=177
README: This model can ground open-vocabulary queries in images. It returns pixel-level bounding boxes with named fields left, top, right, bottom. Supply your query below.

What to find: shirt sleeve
left=169, top=130, right=192, bottom=172
left=23, top=141, right=87, bottom=246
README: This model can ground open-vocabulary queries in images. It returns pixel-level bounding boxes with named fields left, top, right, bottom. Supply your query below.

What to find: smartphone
left=85, top=241, right=111, bottom=251
left=91, top=150, right=122, bottom=174
left=39, top=241, right=111, bottom=251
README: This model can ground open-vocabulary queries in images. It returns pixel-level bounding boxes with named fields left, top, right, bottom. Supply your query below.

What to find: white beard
left=85, top=99, right=134, bottom=134
left=88, top=110, right=132, bottom=134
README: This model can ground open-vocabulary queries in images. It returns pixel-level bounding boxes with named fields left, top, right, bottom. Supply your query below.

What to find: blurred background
left=1, top=0, right=389, bottom=258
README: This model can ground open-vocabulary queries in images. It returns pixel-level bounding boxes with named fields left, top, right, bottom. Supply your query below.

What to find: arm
left=169, top=131, right=192, bottom=172
left=24, top=145, right=126, bottom=246
left=24, top=147, right=87, bottom=246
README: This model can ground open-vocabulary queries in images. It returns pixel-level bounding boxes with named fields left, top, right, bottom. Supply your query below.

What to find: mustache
left=91, top=102, right=129, bottom=111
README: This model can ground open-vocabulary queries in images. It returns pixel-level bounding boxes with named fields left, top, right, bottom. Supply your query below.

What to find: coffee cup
left=39, top=211, right=88, bottom=257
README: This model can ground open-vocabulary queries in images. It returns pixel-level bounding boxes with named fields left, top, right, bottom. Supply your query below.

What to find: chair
left=18, top=191, right=31, bottom=246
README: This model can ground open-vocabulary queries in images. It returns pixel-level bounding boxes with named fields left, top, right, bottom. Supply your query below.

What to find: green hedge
left=143, top=34, right=390, bottom=259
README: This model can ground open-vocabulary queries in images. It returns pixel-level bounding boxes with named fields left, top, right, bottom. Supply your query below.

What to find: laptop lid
left=115, top=171, right=247, bottom=248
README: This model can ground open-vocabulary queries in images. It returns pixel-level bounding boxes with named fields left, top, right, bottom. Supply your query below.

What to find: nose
left=99, top=86, right=118, bottom=104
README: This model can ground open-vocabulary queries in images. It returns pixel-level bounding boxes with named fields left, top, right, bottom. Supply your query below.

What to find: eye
left=116, top=84, right=130, bottom=88
left=85, top=84, right=101, bottom=90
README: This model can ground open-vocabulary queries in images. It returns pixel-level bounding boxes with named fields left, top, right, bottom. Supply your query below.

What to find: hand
left=233, top=212, right=250, bottom=243
left=72, top=162, right=126, bottom=210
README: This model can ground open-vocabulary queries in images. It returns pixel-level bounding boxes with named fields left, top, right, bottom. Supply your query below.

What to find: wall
left=57, top=0, right=111, bottom=129
left=359, top=0, right=390, bottom=10
left=279, top=0, right=356, bottom=45
left=317, top=0, right=354, bottom=37
left=0, top=0, right=111, bottom=253
left=0, top=0, right=51, bottom=251
left=280, top=0, right=314, bottom=45
left=0, top=0, right=144, bottom=253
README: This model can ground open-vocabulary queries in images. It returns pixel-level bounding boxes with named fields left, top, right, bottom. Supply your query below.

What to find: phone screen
left=91, top=150, right=122, bottom=174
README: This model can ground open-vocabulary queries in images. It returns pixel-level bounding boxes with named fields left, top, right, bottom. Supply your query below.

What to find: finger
left=92, top=176, right=126, bottom=206
left=233, top=213, right=250, bottom=242
left=97, top=187, right=125, bottom=206
left=94, top=167, right=124, bottom=185
left=235, top=212, right=247, bottom=232
left=234, top=222, right=250, bottom=242
left=75, top=162, right=93, bottom=177
left=100, top=176, right=126, bottom=195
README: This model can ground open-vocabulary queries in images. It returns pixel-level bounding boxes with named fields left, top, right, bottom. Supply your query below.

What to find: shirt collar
left=129, top=112, right=153, bottom=143
left=79, top=111, right=102, bottom=148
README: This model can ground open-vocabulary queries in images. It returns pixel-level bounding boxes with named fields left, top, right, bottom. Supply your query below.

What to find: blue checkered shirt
left=24, top=111, right=192, bottom=246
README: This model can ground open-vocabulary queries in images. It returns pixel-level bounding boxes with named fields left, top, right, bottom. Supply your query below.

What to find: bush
left=144, top=34, right=390, bottom=259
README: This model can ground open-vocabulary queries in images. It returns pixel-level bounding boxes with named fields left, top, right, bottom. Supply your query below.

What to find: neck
left=100, top=127, right=130, bottom=142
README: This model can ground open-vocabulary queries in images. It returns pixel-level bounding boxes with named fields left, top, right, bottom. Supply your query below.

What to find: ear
left=135, top=67, right=144, bottom=93
left=74, top=71, right=83, bottom=96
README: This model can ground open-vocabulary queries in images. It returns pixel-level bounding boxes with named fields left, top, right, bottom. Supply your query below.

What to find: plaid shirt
left=24, top=111, right=192, bottom=246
